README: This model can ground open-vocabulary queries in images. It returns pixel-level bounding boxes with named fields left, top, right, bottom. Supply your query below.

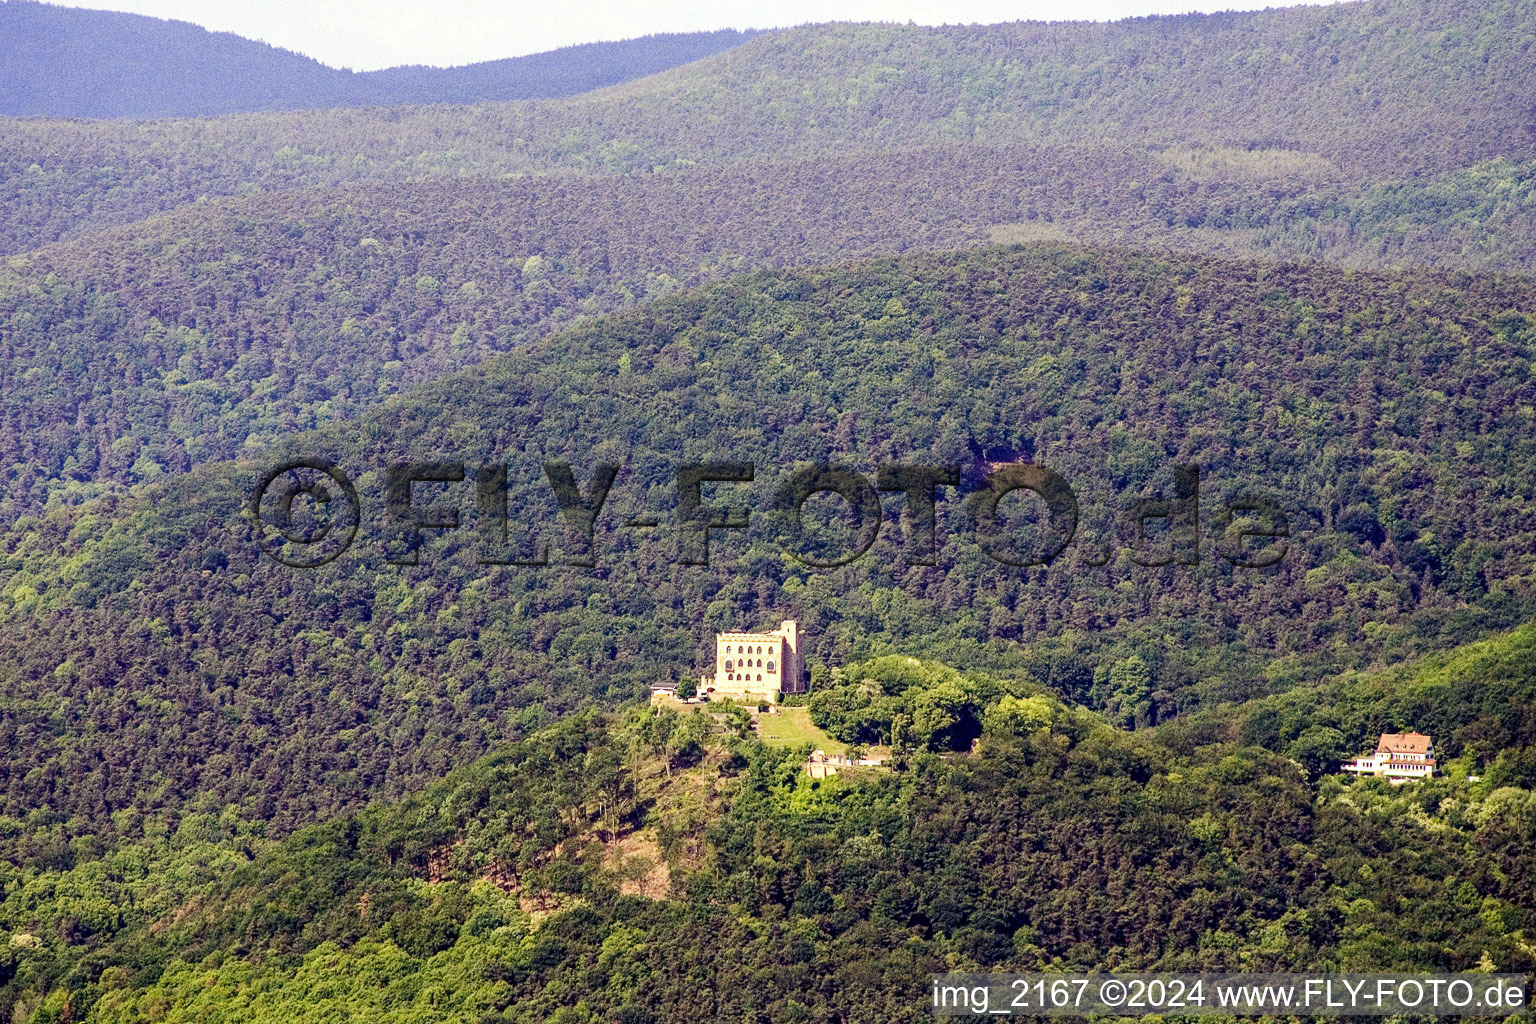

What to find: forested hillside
left=2, top=1, right=1534, bottom=1020
left=2, top=242, right=1533, bottom=863
left=1165, top=619, right=1536, bottom=787
left=2, top=0, right=1532, bottom=253
left=2, top=0, right=1529, bottom=522
left=0, top=144, right=1198, bottom=515
left=2, top=633, right=1533, bottom=1022
left=5, top=145, right=1533, bottom=520
left=0, top=2, right=758, bottom=118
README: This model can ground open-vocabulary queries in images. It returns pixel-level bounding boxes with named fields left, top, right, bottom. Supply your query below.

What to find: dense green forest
left=0, top=3, right=759, bottom=119
left=2, top=0, right=1532, bottom=537
left=2, top=628, right=1533, bottom=1022
left=2, top=0, right=1533, bottom=253
left=2, top=243, right=1534, bottom=865
left=4, top=147, right=1533, bottom=518
left=2, top=0, right=1534, bottom=1019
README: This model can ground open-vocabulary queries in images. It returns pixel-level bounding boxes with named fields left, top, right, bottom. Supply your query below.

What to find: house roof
left=1376, top=731, right=1432, bottom=754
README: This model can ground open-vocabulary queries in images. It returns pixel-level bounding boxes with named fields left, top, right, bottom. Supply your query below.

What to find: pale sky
left=29, top=0, right=1352, bottom=71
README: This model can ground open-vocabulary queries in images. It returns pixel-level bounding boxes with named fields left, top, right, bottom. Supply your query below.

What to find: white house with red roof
left=1341, top=731, right=1436, bottom=783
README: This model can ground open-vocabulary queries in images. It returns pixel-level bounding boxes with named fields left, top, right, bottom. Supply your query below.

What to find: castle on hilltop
left=702, top=620, right=806, bottom=703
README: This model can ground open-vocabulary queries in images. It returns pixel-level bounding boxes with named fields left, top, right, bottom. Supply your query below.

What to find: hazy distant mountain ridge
left=356, top=31, right=764, bottom=106
left=0, top=1, right=759, bottom=118
left=1, top=0, right=1532, bottom=256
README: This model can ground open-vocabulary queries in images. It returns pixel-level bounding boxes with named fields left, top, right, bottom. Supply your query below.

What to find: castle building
left=1341, top=731, right=1436, bottom=783
left=704, top=620, right=806, bottom=703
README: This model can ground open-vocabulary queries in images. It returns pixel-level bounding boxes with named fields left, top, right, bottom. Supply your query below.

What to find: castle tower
left=777, top=619, right=804, bottom=694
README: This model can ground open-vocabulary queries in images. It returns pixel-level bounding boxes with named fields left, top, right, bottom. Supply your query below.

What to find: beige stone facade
left=703, top=620, right=805, bottom=703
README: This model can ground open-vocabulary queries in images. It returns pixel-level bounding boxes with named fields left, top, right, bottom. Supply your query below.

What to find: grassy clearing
left=985, top=220, right=1080, bottom=245
left=756, top=706, right=847, bottom=754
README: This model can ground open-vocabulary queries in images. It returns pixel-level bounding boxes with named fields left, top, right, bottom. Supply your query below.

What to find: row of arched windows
left=723, top=659, right=775, bottom=673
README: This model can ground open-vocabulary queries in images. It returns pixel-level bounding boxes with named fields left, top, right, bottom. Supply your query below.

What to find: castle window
left=767, top=661, right=775, bottom=672
left=724, top=660, right=733, bottom=672
left=757, top=674, right=763, bottom=682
